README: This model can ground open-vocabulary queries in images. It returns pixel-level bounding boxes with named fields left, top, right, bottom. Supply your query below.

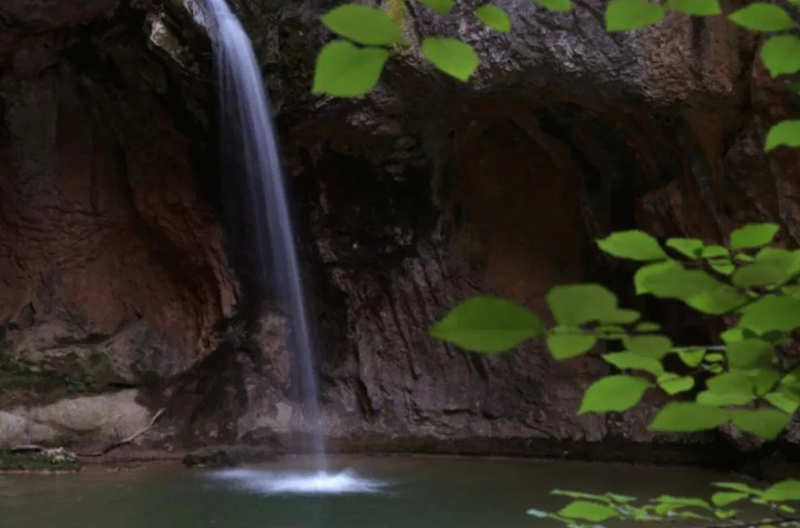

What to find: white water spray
left=203, top=0, right=325, bottom=470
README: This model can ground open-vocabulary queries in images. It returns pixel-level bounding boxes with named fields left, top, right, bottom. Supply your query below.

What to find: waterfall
left=203, top=0, right=326, bottom=471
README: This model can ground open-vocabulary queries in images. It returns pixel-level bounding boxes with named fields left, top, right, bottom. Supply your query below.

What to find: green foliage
left=727, top=3, right=795, bottom=32
left=761, top=36, right=800, bottom=77
left=429, top=296, right=542, bottom=353
left=578, top=375, right=651, bottom=414
left=420, top=38, right=480, bottom=81
left=474, top=5, right=511, bottom=33
left=416, top=0, right=454, bottom=14
left=312, top=42, right=390, bottom=97
left=320, top=5, right=407, bottom=45
left=597, top=230, right=668, bottom=261
left=648, top=402, right=731, bottom=432
left=766, top=121, right=800, bottom=152
left=546, top=284, right=619, bottom=325
left=604, top=0, right=666, bottom=31
left=666, top=0, right=721, bottom=16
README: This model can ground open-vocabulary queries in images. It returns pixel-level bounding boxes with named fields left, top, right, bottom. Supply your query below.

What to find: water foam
left=210, top=468, right=388, bottom=495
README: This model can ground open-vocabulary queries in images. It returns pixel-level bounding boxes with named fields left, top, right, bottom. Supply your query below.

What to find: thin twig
left=77, top=408, right=167, bottom=458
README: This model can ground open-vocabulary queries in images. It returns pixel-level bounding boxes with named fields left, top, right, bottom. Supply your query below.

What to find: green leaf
left=429, top=296, right=543, bottom=353
left=600, top=309, right=641, bottom=324
left=697, top=390, right=755, bottom=407
left=667, top=0, right=721, bottom=15
left=597, top=230, right=668, bottom=261
left=312, top=42, right=390, bottom=97
left=729, top=223, right=780, bottom=250
left=754, top=368, right=780, bottom=396
left=733, top=409, right=791, bottom=440
left=732, top=249, right=800, bottom=287
left=727, top=339, right=773, bottom=369
left=761, top=35, right=800, bottom=78
left=548, top=333, right=598, bottom=360
left=666, top=238, right=704, bottom=259
left=547, top=284, right=618, bottom=326
left=635, top=260, right=682, bottom=294
left=766, top=121, right=800, bottom=152
left=728, top=4, right=794, bottom=32
left=604, top=352, right=664, bottom=376
left=559, top=501, right=619, bottom=522
left=766, top=388, right=800, bottom=415
left=643, top=268, right=747, bottom=314
left=649, top=402, right=731, bottom=432
left=578, top=375, right=651, bottom=414
left=721, top=328, right=746, bottom=343
left=763, top=480, right=800, bottom=502
left=707, top=372, right=755, bottom=394
left=711, top=492, right=748, bottom=507
left=605, top=0, right=666, bottom=31
left=474, top=5, right=511, bottom=32
left=416, top=0, right=455, bottom=14
left=712, top=482, right=762, bottom=495
left=534, top=0, right=574, bottom=10
left=320, top=5, right=407, bottom=45
left=739, top=296, right=800, bottom=335
left=636, top=322, right=662, bottom=332
left=677, top=348, right=706, bottom=367
left=624, top=334, right=673, bottom=359
left=421, top=38, right=480, bottom=82
left=658, top=373, right=695, bottom=395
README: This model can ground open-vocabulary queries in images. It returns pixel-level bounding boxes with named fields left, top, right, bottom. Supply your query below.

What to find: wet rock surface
left=0, top=0, right=799, bottom=473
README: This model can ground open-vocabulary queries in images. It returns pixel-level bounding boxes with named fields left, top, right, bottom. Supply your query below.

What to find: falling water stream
left=202, top=0, right=369, bottom=492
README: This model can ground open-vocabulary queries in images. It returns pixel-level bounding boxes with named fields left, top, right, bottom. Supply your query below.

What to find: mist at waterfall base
left=204, top=0, right=380, bottom=495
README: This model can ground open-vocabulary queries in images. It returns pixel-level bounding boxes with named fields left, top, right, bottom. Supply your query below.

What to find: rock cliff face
left=1, top=0, right=799, bottom=471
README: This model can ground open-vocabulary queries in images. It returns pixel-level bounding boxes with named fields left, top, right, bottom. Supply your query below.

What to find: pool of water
left=1, top=455, right=726, bottom=528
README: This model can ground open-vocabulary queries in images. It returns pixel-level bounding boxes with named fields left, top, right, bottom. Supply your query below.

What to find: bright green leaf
left=421, top=38, right=480, bottom=82
left=475, top=5, right=512, bottom=32
left=712, top=482, right=762, bottom=495
left=728, top=3, right=794, bottom=32
left=636, top=322, right=662, bottom=332
left=416, top=0, right=455, bottom=14
left=763, top=480, right=800, bottom=502
left=604, top=352, right=664, bottom=376
left=702, top=245, right=730, bottom=258
left=605, top=0, right=666, bottom=31
left=697, top=390, right=755, bottom=407
left=667, top=0, right=721, bottom=15
left=547, top=284, right=618, bottom=326
left=535, top=0, right=574, bottom=10
left=733, top=409, right=791, bottom=440
left=578, top=375, right=651, bottom=414
left=548, top=333, right=598, bottom=360
left=721, top=328, right=746, bottom=343
left=766, top=121, right=800, bottom=152
left=711, top=492, right=748, bottom=507
left=320, top=5, right=407, bottom=45
left=649, top=402, right=731, bottom=432
left=597, top=230, right=668, bottom=261
left=677, top=348, right=706, bottom=367
left=624, top=334, right=673, bottom=359
left=709, top=259, right=736, bottom=276
left=643, top=268, right=747, bottom=314
left=727, top=339, right=773, bottom=369
left=729, top=223, right=780, bottom=250
left=766, top=388, right=800, bottom=415
left=666, top=238, right=704, bottom=259
left=429, top=296, right=543, bottom=353
left=600, top=309, right=641, bottom=324
left=707, top=372, right=754, bottom=394
left=658, top=373, right=695, bottom=395
left=754, top=368, right=780, bottom=396
left=312, top=41, right=390, bottom=97
left=739, top=296, right=800, bottom=335
left=559, top=501, right=619, bottom=522
left=761, top=35, right=800, bottom=78
left=635, top=260, right=682, bottom=294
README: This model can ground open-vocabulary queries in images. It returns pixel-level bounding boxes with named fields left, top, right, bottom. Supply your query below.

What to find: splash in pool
left=210, top=468, right=389, bottom=495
